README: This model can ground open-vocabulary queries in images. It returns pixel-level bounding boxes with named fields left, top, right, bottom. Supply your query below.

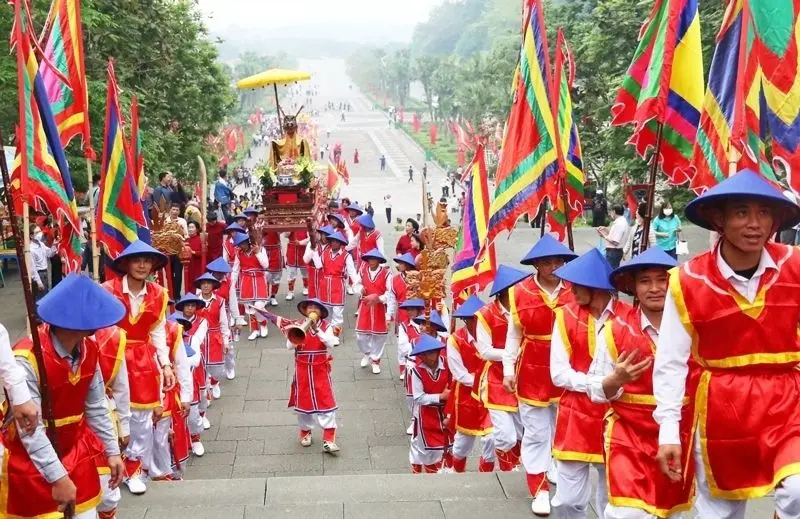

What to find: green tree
left=414, top=55, right=439, bottom=119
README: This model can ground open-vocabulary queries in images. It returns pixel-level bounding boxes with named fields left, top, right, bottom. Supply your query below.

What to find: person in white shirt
left=28, top=225, right=57, bottom=299
left=0, top=324, right=37, bottom=435
left=654, top=170, right=800, bottom=519
left=597, top=205, right=629, bottom=268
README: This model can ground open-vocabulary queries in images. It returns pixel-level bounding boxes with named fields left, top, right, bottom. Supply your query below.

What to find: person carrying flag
left=356, top=248, right=393, bottom=374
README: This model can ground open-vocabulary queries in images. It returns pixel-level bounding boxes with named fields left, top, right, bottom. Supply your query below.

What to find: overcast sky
left=196, top=0, right=442, bottom=41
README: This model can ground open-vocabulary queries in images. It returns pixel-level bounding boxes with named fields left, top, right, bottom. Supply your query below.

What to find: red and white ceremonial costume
left=399, top=320, right=422, bottom=415
left=353, top=228, right=384, bottom=269
left=288, top=320, right=339, bottom=442
left=233, top=245, right=271, bottom=332
left=409, top=356, right=452, bottom=473
left=196, top=293, right=230, bottom=385
left=309, top=245, right=361, bottom=330
left=214, top=273, right=241, bottom=370
left=2, top=329, right=104, bottom=519
left=550, top=299, right=631, bottom=518
left=304, top=242, right=324, bottom=300
left=263, top=231, right=284, bottom=298
left=655, top=243, right=800, bottom=518
left=596, top=312, right=694, bottom=519
left=390, top=271, right=409, bottom=326
left=103, top=275, right=170, bottom=480
left=503, top=276, right=573, bottom=496
left=355, top=264, right=392, bottom=366
left=447, top=327, right=495, bottom=473
left=183, top=314, right=209, bottom=440
left=285, top=231, right=310, bottom=294
left=150, top=321, right=193, bottom=480
left=223, top=235, right=238, bottom=266
left=475, top=299, right=522, bottom=471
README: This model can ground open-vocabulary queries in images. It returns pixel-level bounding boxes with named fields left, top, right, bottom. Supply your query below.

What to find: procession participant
left=410, top=309, right=449, bottom=436
left=205, top=210, right=227, bottom=261
left=286, top=298, right=341, bottom=454
left=351, top=213, right=385, bottom=269
left=222, top=221, right=246, bottom=265
left=103, top=240, right=173, bottom=495
left=592, top=247, right=694, bottom=519
left=88, top=325, right=132, bottom=519
left=356, top=248, right=393, bottom=374
left=303, top=225, right=334, bottom=300
left=309, top=230, right=361, bottom=336
left=344, top=204, right=364, bottom=295
left=3, top=274, right=125, bottom=518
left=654, top=170, right=800, bottom=519
left=447, top=295, right=495, bottom=473
left=408, top=334, right=453, bottom=474
left=206, top=256, right=242, bottom=370
left=475, top=265, right=530, bottom=471
left=389, top=252, right=417, bottom=330
left=0, top=323, right=37, bottom=436
left=285, top=230, right=310, bottom=300
left=397, top=298, right=425, bottom=433
left=175, top=292, right=210, bottom=456
left=231, top=233, right=270, bottom=341
left=549, top=248, right=632, bottom=519
left=502, top=235, right=577, bottom=515
left=327, top=212, right=354, bottom=252
left=195, top=272, right=231, bottom=399
left=242, top=206, right=260, bottom=224
left=262, top=229, right=284, bottom=306
left=150, top=312, right=194, bottom=481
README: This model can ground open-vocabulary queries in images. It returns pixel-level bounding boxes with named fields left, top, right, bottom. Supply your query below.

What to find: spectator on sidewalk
left=383, top=195, right=393, bottom=224
left=214, top=169, right=235, bottom=223
left=151, top=171, right=174, bottom=211
left=380, top=155, right=386, bottom=171
left=408, top=165, right=414, bottom=183
left=365, top=202, right=375, bottom=217
left=440, top=177, right=449, bottom=198
left=422, top=163, right=428, bottom=179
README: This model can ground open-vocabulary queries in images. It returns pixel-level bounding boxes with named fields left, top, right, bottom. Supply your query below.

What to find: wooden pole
left=198, top=156, right=208, bottom=271
left=561, top=186, right=575, bottom=251
left=0, top=136, right=73, bottom=518
left=274, top=83, right=282, bottom=132
left=86, top=158, right=100, bottom=280
left=539, top=199, right=547, bottom=238
left=641, top=123, right=664, bottom=251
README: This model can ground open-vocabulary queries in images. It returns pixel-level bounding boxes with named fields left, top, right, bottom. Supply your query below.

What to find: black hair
left=158, top=171, right=170, bottom=182
left=406, top=218, right=419, bottom=232
left=411, top=233, right=425, bottom=250
left=92, top=174, right=100, bottom=183
left=613, top=204, right=624, bottom=216
left=637, top=202, right=648, bottom=219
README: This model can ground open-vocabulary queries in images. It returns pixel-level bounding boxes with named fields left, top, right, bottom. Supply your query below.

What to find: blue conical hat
left=356, top=213, right=376, bottom=229
left=554, top=248, right=614, bottom=291
left=328, top=213, right=346, bottom=227
left=243, top=207, right=260, bottom=217
left=489, top=264, right=531, bottom=297
left=393, top=253, right=417, bottom=269
left=233, top=233, right=251, bottom=246
left=168, top=311, right=192, bottom=332
left=319, top=225, right=335, bottom=236
left=206, top=257, right=232, bottom=274
left=412, top=310, right=447, bottom=333
left=685, top=169, right=800, bottom=230
left=194, top=272, right=221, bottom=289
left=399, top=298, right=425, bottom=310
left=452, top=295, right=486, bottom=319
left=327, top=231, right=348, bottom=245
left=346, top=203, right=364, bottom=215
left=297, top=298, right=329, bottom=320
left=361, top=248, right=387, bottom=263
left=521, top=235, right=577, bottom=265
left=609, top=247, right=677, bottom=295
left=37, top=274, right=125, bottom=331
left=224, top=222, right=246, bottom=234
left=111, top=240, right=168, bottom=274
left=175, top=292, right=207, bottom=311
left=410, top=334, right=446, bottom=357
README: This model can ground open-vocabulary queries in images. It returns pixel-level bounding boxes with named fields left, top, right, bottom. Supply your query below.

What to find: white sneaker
left=531, top=490, right=551, bottom=516
left=248, top=330, right=259, bottom=341
left=260, top=325, right=269, bottom=338
left=346, top=287, right=354, bottom=295
left=211, top=383, right=221, bottom=399
left=202, top=415, right=211, bottom=429
left=226, top=367, right=236, bottom=380
left=406, top=422, right=413, bottom=435
left=270, top=297, right=278, bottom=306
left=323, top=441, right=340, bottom=454
left=546, top=466, right=557, bottom=484
left=360, top=356, right=370, bottom=368
left=233, top=329, right=240, bottom=342
left=371, top=363, right=381, bottom=375
left=125, top=476, right=147, bottom=495
left=192, top=441, right=205, bottom=457
left=300, top=434, right=312, bottom=447
left=439, top=466, right=454, bottom=474
left=286, top=292, right=294, bottom=301
left=302, top=288, right=309, bottom=296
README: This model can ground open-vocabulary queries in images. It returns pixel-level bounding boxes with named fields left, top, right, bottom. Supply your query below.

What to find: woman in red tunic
left=184, top=220, right=204, bottom=288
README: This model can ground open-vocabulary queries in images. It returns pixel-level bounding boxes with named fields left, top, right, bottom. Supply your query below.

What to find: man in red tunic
left=206, top=257, right=242, bottom=375
left=103, top=240, right=174, bottom=495
left=592, top=247, right=694, bottom=519
left=447, top=295, right=495, bottom=473
left=389, top=252, right=417, bottom=333
left=308, top=231, right=361, bottom=335
left=232, top=233, right=271, bottom=341
left=549, top=248, right=632, bottom=518
left=475, top=265, right=530, bottom=471
left=262, top=230, right=284, bottom=306
left=351, top=213, right=385, bottom=270
left=222, top=221, right=246, bottom=266
left=303, top=226, right=334, bottom=300
left=502, top=235, right=577, bottom=515
left=285, top=230, right=310, bottom=300
left=205, top=211, right=227, bottom=261
left=654, top=170, right=800, bottom=518
left=356, top=248, right=392, bottom=374
left=3, top=274, right=125, bottom=518
left=195, top=273, right=231, bottom=399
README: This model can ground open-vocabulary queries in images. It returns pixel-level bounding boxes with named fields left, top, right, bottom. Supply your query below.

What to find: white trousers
left=287, top=266, right=307, bottom=280
left=126, top=409, right=154, bottom=472
left=189, top=403, right=204, bottom=436
left=325, top=305, right=345, bottom=329
left=489, top=409, right=523, bottom=452
left=409, top=434, right=444, bottom=466
left=356, top=332, right=386, bottom=362
left=452, top=431, right=496, bottom=461
left=552, top=460, right=608, bottom=519
left=297, top=411, right=337, bottom=431
left=267, top=270, right=282, bottom=284
left=519, top=402, right=556, bottom=475
left=225, top=342, right=236, bottom=371
left=97, top=473, right=121, bottom=513
left=692, top=431, right=800, bottom=518
left=206, top=363, right=225, bottom=383
left=149, top=417, right=173, bottom=479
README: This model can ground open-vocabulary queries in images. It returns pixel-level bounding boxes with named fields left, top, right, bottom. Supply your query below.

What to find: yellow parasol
left=237, top=68, right=312, bottom=128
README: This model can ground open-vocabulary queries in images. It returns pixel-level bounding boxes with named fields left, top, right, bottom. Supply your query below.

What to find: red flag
left=412, top=113, right=421, bottom=133
left=225, top=128, right=237, bottom=153
left=457, top=148, right=465, bottom=167
left=336, top=160, right=350, bottom=185
left=429, top=123, right=438, bottom=145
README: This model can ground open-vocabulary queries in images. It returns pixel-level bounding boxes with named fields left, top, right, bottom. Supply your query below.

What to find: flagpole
left=539, top=199, right=547, bottom=238
left=641, top=122, right=664, bottom=251
left=86, top=158, right=100, bottom=280
left=560, top=182, right=574, bottom=251
left=198, top=156, right=208, bottom=271
left=23, top=202, right=31, bottom=310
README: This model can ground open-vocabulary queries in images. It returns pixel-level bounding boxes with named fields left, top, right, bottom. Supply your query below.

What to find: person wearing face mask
left=29, top=225, right=57, bottom=301
left=652, top=202, right=683, bottom=260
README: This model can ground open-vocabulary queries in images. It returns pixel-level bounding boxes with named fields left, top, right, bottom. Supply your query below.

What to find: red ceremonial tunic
left=103, top=277, right=168, bottom=409
left=475, top=301, right=516, bottom=411
left=412, top=359, right=453, bottom=450
left=2, top=328, right=102, bottom=518
left=206, top=221, right=227, bottom=261
left=306, top=244, right=324, bottom=299
left=603, top=312, right=694, bottom=517
left=449, top=328, right=492, bottom=436
left=217, top=275, right=232, bottom=304
left=262, top=231, right=283, bottom=273
left=511, top=277, right=573, bottom=406
left=403, top=322, right=422, bottom=397
left=285, top=231, right=308, bottom=267
left=185, top=234, right=204, bottom=286
left=318, top=248, right=348, bottom=306
left=89, top=326, right=126, bottom=474
left=671, top=242, right=800, bottom=498
left=223, top=236, right=237, bottom=265
left=184, top=316, right=208, bottom=405
left=163, top=321, right=191, bottom=466
left=357, top=229, right=381, bottom=267
left=196, top=296, right=225, bottom=366
left=288, top=322, right=338, bottom=413
left=237, top=249, right=269, bottom=302
left=391, top=273, right=409, bottom=326
left=552, top=301, right=630, bottom=463
left=356, top=265, right=389, bottom=334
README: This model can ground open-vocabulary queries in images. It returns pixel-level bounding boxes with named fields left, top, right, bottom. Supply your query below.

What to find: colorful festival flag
left=39, top=0, right=93, bottom=156
left=130, top=95, right=145, bottom=196
left=11, top=0, right=82, bottom=272
left=486, top=0, right=559, bottom=245
left=611, top=0, right=704, bottom=186
left=451, top=145, right=496, bottom=298
left=96, top=61, right=150, bottom=263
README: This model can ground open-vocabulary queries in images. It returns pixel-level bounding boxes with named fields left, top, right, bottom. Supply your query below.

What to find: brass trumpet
left=287, top=310, right=321, bottom=345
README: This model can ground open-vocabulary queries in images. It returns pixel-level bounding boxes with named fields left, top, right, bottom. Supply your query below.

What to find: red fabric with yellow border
left=475, top=301, right=516, bottom=411
left=449, top=328, right=492, bottom=436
